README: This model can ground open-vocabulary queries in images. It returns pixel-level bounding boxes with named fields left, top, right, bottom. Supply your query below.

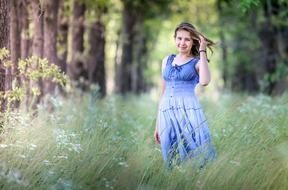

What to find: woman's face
left=175, top=29, right=193, bottom=55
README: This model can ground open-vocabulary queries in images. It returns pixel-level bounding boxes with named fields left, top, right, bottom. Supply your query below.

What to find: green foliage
left=260, top=60, right=288, bottom=92
left=239, top=0, right=261, bottom=13
left=18, top=56, right=67, bottom=86
left=0, top=48, right=67, bottom=111
left=0, top=92, right=288, bottom=189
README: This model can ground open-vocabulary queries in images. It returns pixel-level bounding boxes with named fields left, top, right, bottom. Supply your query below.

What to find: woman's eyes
left=177, top=37, right=191, bottom=41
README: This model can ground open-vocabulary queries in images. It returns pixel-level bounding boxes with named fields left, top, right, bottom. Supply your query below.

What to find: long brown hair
left=174, top=22, right=215, bottom=57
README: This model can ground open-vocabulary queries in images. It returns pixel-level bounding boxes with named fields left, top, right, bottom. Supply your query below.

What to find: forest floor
left=0, top=90, right=288, bottom=190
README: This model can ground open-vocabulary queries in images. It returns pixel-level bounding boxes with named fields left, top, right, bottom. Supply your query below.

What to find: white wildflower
left=0, top=144, right=8, bottom=148
left=18, top=154, right=26, bottom=158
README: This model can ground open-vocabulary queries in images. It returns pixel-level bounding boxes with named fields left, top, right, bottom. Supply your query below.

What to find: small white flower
left=0, top=144, right=8, bottom=148
left=56, top=155, right=68, bottom=159
left=18, top=154, right=26, bottom=158
left=43, top=160, right=51, bottom=166
left=229, top=160, right=240, bottom=166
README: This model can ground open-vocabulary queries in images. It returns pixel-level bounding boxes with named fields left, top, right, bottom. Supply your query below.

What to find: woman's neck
left=177, top=53, right=193, bottom=59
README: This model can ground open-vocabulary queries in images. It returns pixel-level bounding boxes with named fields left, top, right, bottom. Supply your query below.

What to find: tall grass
left=0, top=90, right=288, bottom=190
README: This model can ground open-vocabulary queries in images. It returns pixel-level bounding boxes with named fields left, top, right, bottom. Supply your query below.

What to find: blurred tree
left=216, top=0, right=259, bottom=93
left=258, top=0, right=288, bottom=94
left=115, top=0, right=172, bottom=94
left=68, top=0, right=87, bottom=85
left=43, top=0, right=60, bottom=93
left=216, top=0, right=228, bottom=87
left=9, top=0, right=21, bottom=85
left=31, top=0, right=44, bottom=58
left=85, top=0, right=108, bottom=97
left=30, top=0, right=44, bottom=105
left=58, top=0, right=69, bottom=74
left=19, top=0, right=30, bottom=60
left=8, top=0, right=21, bottom=109
left=217, top=0, right=288, bottom=95
left=0, top=0, right=9, bottom=113
left=114, top=0, right=135, bottom=94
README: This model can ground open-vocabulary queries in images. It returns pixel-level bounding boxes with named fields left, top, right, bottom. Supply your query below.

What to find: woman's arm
left=196, top=35, right=211, bottom=86
left=154, top=57, right=168, bottom=144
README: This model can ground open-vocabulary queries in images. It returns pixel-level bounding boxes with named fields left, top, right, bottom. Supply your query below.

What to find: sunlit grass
left=0, top=90, right=288, bottom=189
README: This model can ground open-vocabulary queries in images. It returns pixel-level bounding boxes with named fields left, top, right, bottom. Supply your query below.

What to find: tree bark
left=88, top=20, right=106, bottom=97
left=30, top=0, right=44, bottom=107
left=0, top=0, right=9, bottom=113
left=31, top=0, right=44, bottom=58
left=9, top=0, right=21, bottom=108
left=216, top=0, right=228, bottom=88
left=43, top=0, right=60, bottom=94
left=20, top=0, right=30, bottom=59
left=258, top=0, right=280, bottom=94
left=58, top=0, right=68, bottom=73
left=115, top=3, right=136, bottom=94
left=132, top=28, right=147, bottom=94
left=68, top=0, right=86, bottom=83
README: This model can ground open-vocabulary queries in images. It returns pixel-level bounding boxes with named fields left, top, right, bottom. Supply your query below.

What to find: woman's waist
left=163, top=89, right=196, bottom=97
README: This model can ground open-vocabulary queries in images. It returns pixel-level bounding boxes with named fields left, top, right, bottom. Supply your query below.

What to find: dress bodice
left=162, top=54, right=200, bottom=97
left=162, top=54, right=199, bottom=83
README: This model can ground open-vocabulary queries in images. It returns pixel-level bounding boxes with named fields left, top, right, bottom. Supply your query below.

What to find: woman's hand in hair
left=198, top=35, right=207, bottom=51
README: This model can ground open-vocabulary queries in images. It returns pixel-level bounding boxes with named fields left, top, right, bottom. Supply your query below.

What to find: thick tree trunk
left=258, top=0, right=280, bottom=94
left=10, top=0, right=21, bottom=79
left=9, top=0, right=21, bottom=108
left=19, top=0, right=30, bottom=107
left=216, top=0, right=228, bottom=88
left=114, top=29, right=121, bottom=92
left=68, top=0, right=86, bottom=83
left=231, top=34, right=259, bottom=92
left=132, top=30, right=147, bottom=94
left=31, top=0, right=44, bottom=58
left=58, top=1, right=68, bottom=73
left=115, top=4, right=136, bottom=94
left=20, top=0, right=30, bottom=59
left=30, top=0, right=44, bottom=107
left=43, top=0, right=60, bottom=94
left=88, top=21, right=106, bottom=97
left=0, top=0, right=9, bottom=113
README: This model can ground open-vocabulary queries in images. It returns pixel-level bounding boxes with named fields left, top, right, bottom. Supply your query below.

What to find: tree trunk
left=132, top=29, right=147, bottom=94
left=43, top=0, right=60, bottom=94
left=216, top=0, right=228, bottom=88
left=9, top=0, right=22, bottom=108
left=30, top=0, right=44, bottom=107
left=0, top=0, right=9, bottom=113
left=19, top=0, right=30, bottom=106
left=58, top=0, right=68, bottom=73
left=231, top=34, right=259, bottom=92
left=68, top=0, right=86, bottom=84
left=31, top=0, right=44, bottom=58
left=258, top=0, right=280, bottom=95
left=115, top=4, right=136, bottom=94
left=20, top=0, right=30, bottom=59
left=88, top=20, right=106, bottom=97
left=114, top=29, right=121, bottom=92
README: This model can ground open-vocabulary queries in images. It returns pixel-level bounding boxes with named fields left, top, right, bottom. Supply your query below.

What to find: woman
left=154, top=22, right=217, bottom=168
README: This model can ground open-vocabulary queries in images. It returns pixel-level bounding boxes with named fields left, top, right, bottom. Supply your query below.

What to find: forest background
left=0, top=0, right=287, bottom=189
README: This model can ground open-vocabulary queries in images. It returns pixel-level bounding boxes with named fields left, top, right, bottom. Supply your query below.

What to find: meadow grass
left=0, top=90, right=288, bottom=190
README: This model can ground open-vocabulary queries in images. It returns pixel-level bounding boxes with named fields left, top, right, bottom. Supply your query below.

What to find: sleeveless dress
left=158, top=54, right=216, bottom=167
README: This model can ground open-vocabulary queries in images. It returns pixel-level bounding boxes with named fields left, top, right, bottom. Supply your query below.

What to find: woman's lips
left=179, top=47, right=187, bottom=50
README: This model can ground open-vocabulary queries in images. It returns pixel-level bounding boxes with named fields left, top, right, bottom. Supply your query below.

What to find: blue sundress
left=158, top=54, right=216, bottom=167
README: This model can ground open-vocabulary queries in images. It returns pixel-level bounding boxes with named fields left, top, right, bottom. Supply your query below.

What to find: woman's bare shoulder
left=161, top=55, right=170, bottom=72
